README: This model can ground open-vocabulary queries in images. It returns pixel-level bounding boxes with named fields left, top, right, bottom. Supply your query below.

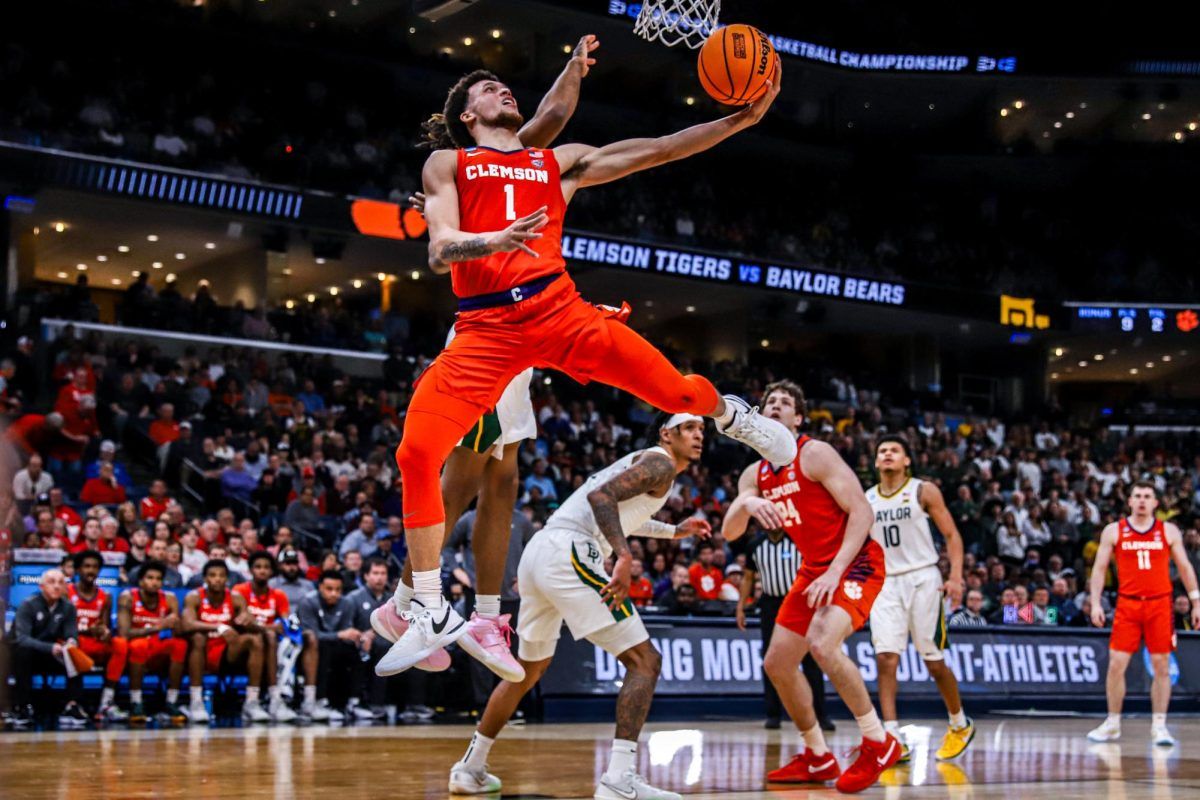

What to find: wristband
left=216, top=623, right=232, bottom=636
left=1189, top=591, right=1199, bottom=602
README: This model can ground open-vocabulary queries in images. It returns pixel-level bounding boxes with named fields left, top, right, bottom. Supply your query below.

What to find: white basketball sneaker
left=370, top=600, right=451, bottom=671
left=1152, top=726, right=1177, bottom=747
left=1086, top=718, right=1121, bottom=742
left=188, top=700, right=210, bottom=725
left=449, top=761, right=502, bottom=795
left=376, top=598, right=467, bottom=677
left=595, top=770, right=681, bottom=800
left=718, top=394, right=798, bottom=467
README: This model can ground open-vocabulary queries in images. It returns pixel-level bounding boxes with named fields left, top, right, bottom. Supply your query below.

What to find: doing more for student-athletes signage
left=539, top=622, right=1200, bottom=701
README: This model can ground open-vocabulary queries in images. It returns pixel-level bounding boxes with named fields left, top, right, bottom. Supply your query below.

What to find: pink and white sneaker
left=370, top=601, right=451, bottom=672
left=457, top=613, right=526, bottom=682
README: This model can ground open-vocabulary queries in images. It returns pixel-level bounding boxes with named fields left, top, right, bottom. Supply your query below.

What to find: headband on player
left=663, top=413, right=703, bottom=430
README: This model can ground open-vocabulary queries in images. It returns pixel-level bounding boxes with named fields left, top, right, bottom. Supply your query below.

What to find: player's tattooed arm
left=438, top=237, right=491, bottom=263
left=587, top=453, right=676, bottom=557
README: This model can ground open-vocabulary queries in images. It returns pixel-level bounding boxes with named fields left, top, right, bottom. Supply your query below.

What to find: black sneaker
left=164, top=702, right=188, bottom=726
left=819, top=717, right=836, bottom=732
left=58, top=703, right=89, bottom=728
left=129, top=702, right=147, bottom=725
left=9, top=704, right=36, bottom=729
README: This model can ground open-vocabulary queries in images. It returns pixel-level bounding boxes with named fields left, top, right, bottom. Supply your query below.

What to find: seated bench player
left=117, top=560, right=188, bottom=724
left=233, top=551, right=298, bottom=722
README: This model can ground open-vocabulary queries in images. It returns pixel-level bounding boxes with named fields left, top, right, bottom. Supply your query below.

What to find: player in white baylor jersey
left=448, top=413, right=711, bottom=800
left=866, top=435, right=974, bottom=762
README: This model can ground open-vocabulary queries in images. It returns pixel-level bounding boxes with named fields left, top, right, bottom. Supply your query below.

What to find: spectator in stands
left=179, top=525, right=207, bottom=575
left=182, top=559, right=268, bottom=724
left=117, top=561, right=187, bottom=724
left=148, top=402, right=181, bottom=467
left=226, top=533, right=250, bottom=576
left=47, top=488, right=81, bottom=538
left=270, top=548, right=312, bottom=608
left=140, top=479, right=171, bottom=521
left=13, top=454, right=54, bottom=502
left=52, top=367, right=98, bottom=489
left=68, top=517, right=101, bottom=554
left=628, top=558, right=654, bottom=608
left=84, top=442, right=131, bottom=494
left=165, top=540, right=191, bottom=585
left=232, top=552, right=297, bottom=723
left=1031, top=585, right=1059, bottom=625
left=124, top=527, right=152, bottom=577
left=253, top=468, right=290, bottom=523
left=989, top=588, right=1019, bottom=624
left=949, top=589, right=988, bottom=628
left=220, top=452, right=258, bottom=507
left=339, top=514, right=378, bottom=560
left=143, top=538, right=184, bottom=587
left=664, top=583, right=699, bottom=615
left=523, top=458, right=557, bottom=502
left=8, top=568, right=89, bottom=727
left=719, top=563, right=743, bottom=602
left=6, top=411, right=68, bottom=463
left=295, top=379, right=325, bottom=416
left=373, top=525, right=405, bottom=581
left=98, top=516, right=130, bottom=553
left=284, top=484, right=322, bottom=544
left=80, top=461, right=128, bottom=505
left=106, top=373, right=150, bottom=442
left=1175, top=594, right=1195, bottom=631
left=298, top=569, right=361, bottom=722
left=997, top=511, right=1026, bottom=565
left=688, top=541, right=723, bottom=600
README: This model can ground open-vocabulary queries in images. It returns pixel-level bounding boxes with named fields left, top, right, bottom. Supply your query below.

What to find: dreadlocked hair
left=418, top=69, right=499, bottom=150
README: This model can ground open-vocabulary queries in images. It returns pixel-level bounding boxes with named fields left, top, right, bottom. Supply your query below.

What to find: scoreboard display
left=1069, top=303, right=1200, bottom=335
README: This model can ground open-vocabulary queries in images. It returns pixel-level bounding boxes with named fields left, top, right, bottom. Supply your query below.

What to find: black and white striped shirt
left=747, top=533, right=800, bottom=598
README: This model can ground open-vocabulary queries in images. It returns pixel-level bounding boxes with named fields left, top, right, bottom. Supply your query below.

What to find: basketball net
left=633, top=0, right=721, bottom=49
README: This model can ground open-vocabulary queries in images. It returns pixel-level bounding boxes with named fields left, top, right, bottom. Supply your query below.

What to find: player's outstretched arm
left=422, top=150, right=549, bottom=272
left=722, top=462, right=783, bottom=541
left=1167, top=522, right=1200, bottom=628
left=1088, top=523, right=1118, bottom=627
left=922, top=482, right=966, bottom=605
left=518, top=35, right=599, bottom=150
left=556, top=61, right=780, bottom=193
left=800, top=441, right=874, bottom=608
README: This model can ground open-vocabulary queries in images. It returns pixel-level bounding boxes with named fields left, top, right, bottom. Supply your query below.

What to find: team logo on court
left=842, top=581, right=863, bottom=600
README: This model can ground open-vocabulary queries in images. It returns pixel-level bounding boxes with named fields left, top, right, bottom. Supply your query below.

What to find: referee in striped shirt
left=738, top=528, right=833, bottom=730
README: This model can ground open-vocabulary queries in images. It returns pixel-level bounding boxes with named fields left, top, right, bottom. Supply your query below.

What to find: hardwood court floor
left=1, top=716, right=1198, bottom=799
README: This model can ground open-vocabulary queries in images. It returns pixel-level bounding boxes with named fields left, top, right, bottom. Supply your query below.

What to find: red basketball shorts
left=777, top=542, right=886, bottom=637
left=1110, top=594, right=1175, bottom=654
left=78, top=635, right=128, bottom=683
left=129, top=636, right=188, bottom=668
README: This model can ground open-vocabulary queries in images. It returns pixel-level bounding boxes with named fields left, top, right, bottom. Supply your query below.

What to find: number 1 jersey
left=452, top=145, right=567, bottom=299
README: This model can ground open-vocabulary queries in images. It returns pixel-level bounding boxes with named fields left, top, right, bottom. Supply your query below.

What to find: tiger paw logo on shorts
left=842, top=581, right=863, bottom=600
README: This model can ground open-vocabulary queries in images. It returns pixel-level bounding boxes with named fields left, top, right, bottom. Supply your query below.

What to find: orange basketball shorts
left=777, top=542, right=886, bottom=637
left=1110, top=594, right=1175, bottom=654
left=395, top=274, right=719, bottom=527
left=78, top=635, right=129, bottom=683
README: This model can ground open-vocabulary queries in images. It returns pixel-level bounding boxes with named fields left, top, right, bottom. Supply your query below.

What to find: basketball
left=697, top=24, right=778, bottom=105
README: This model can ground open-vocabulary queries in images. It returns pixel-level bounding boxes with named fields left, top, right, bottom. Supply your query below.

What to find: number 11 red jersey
left=452, top=146, right=567, bottom=299
left=1114, top=517, right=1172, bottom=597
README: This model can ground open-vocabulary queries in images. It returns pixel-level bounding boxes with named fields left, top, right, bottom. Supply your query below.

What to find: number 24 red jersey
left=756, top=436, right=850, bottom=566
left=452, top=146, right=567, bottom=299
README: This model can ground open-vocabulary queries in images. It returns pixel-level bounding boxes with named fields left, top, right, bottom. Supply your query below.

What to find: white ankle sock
left=190, top=687, right=203, bottom=705
left=714, top=400, right=736, bottom=426
left=245, top=686, right=260, bottom=704
left=464, top=730, right=495, bottom=768
left=949, top=709, right=967, bottom=729
left=412, top=569, right=443, bottom=608
left=802, top=724, right=829, bottom=756
left=166, top=689, right=179, bottom=704
left=100, top=687, right=115, bottom=707
left=129, top=690, right=143, bottom=705
left=393, top=581, right=414, bottom=612
left=1152, top=713, right=1166, bottom=728
left=606, top=739, right=638, bottom=779
left=269, top=686, right=282, bottom=706
left=476, top=594, right=501, bottom=618
left=1106, top=714, right=1122, bottom=728
left=304, top=685, right=317, bottom=705
left=883, top=719, right=901, bottom=736
left=856, top=709, right=886, bottom=743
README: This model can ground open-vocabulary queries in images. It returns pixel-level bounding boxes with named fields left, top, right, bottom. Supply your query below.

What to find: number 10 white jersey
left=866, top=477, right=940, bottom=576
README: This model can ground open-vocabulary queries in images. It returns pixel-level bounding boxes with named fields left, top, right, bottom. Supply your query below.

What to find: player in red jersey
left=378, top=45, right=798, bottom=677
left=724, top=380, right=898, bottom=793
left=69, top=550, right=129, bottom=723
left=375, top=35, right=601, bottom=682
left=181, top=559, right=264, bottom=725
left=117, top=560, right=187, bottom=725
left=233, top=551, right=296, bottom=722
left=1086, top=481, right=1199, bottom=746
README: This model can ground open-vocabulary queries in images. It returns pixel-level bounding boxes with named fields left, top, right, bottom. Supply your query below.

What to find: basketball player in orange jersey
left=373, top=36, right=601, bottom=683
left=233, top=551, right=297, bottom=722
left=117, top=560, right=187, bottom=725
left=1086, top=481, right=1199, bottom=746
left=723, top=380, right=898, bottom=794
left=377, top=55, right=798, bottom=676
left=181, top=559, right=265, bottom=724
left=69, top=550, right=129, bottom=723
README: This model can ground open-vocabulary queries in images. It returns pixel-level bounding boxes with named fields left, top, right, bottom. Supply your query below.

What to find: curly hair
left=762, top=379, right=807, bottom=418
left=419, top=69, right=499, bottom=150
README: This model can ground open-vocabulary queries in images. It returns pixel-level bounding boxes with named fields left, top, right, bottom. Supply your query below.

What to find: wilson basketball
left=697, top=24, right=778, bottom=105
